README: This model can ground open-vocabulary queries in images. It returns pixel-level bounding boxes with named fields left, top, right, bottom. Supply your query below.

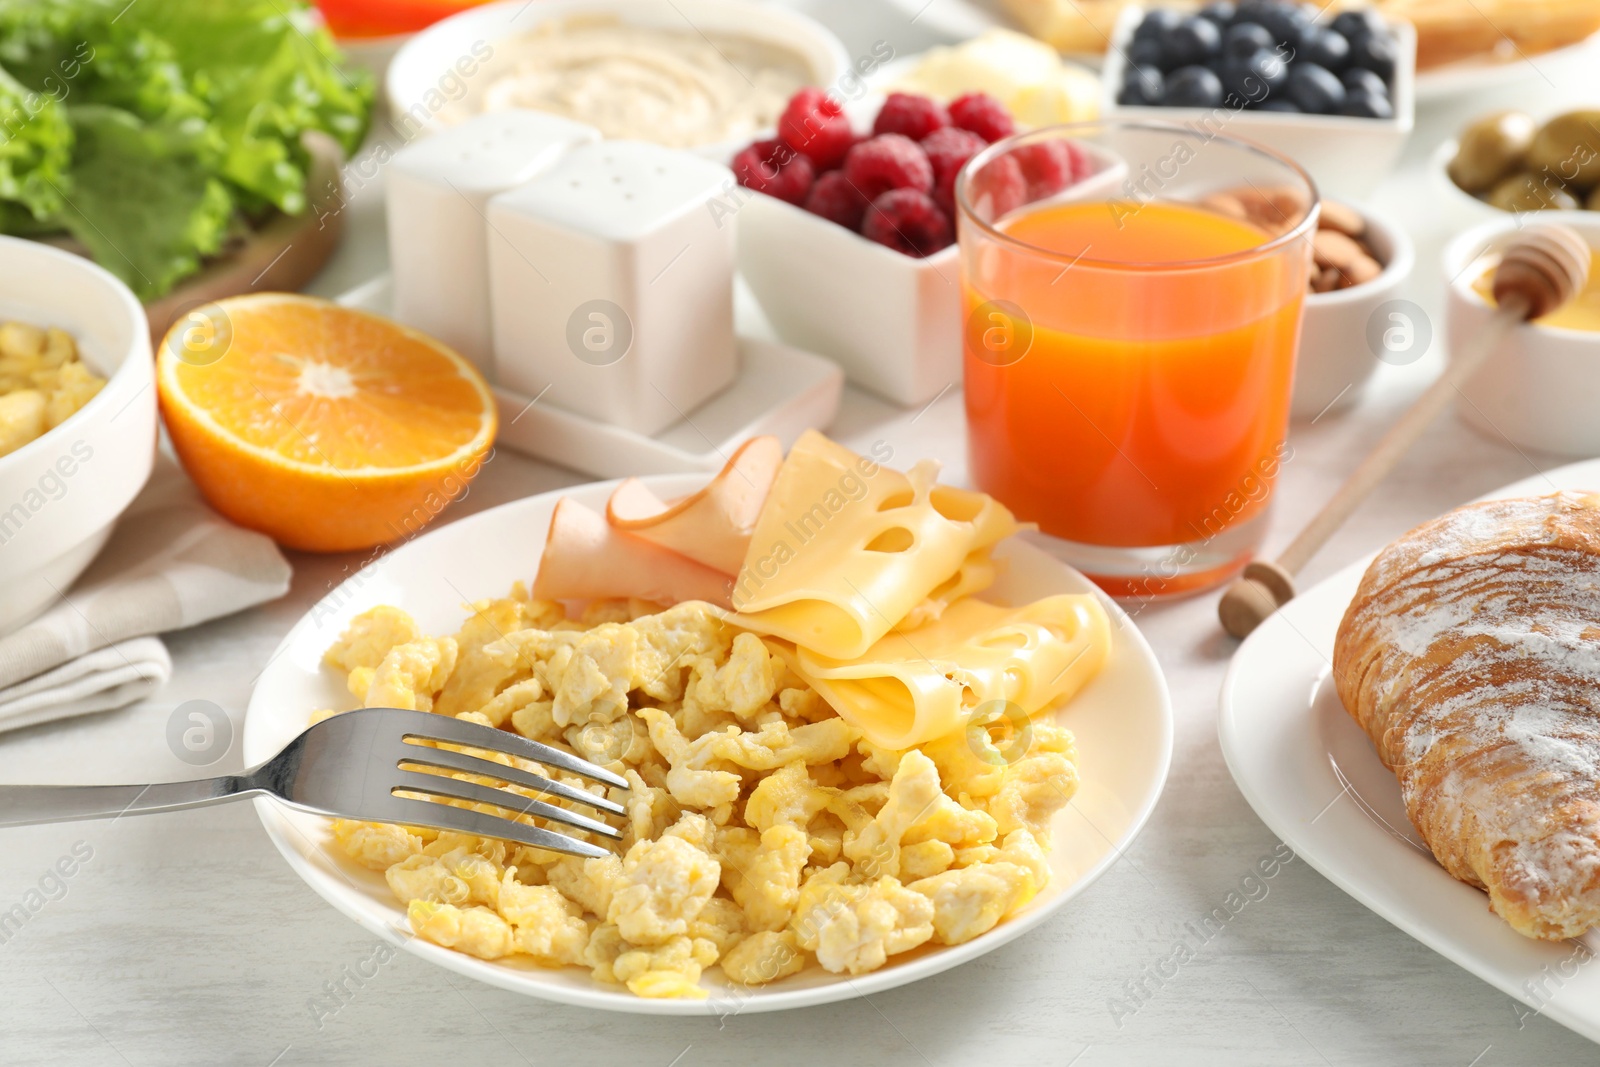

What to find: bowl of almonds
left=1199, top=190, right=1414, bottom=419
left=1295, top=199, right=1413, bottom=419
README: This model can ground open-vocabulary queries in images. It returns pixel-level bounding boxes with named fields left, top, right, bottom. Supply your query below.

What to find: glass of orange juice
left=957, top=120, right=1316, bottom=599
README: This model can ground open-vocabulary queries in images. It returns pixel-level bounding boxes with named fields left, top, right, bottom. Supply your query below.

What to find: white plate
left=1415, top=32, right=1600, bottom=102
left=1219, top=458, right=1600, bottom=1045
left=245, top=474, right=1174, bottom=1014
left=338, top=276, right=845, bottom=478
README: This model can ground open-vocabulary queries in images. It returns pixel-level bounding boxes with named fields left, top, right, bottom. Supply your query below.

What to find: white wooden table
left=4, top=4, right=1599, bottom=1063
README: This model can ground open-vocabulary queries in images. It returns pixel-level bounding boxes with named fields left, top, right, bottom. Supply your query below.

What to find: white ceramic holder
left=486, top=140, right=738, bottom=436
left=338, top=275, right=844, bottom=478
left=386, top=111, right=600, bottom=376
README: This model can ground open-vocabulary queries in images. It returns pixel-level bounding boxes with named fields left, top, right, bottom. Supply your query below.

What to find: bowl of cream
left=386, top=0, right=851, bottom=158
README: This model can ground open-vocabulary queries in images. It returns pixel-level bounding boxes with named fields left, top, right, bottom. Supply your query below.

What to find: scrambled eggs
left=324, top=589, right=1080, bottom=999
left=0, top=320, right=104, bottom=457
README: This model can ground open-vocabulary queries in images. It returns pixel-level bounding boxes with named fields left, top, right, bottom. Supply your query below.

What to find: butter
left=889, top=29, right=1099, bottom=126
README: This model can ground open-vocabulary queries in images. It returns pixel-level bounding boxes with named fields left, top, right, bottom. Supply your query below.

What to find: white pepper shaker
left=486, top=140, right=738, bottom=435
left=386, top=111, right=599, bottom=377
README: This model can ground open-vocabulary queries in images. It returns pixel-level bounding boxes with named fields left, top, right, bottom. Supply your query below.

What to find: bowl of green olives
left=1436, top=109, right=1600, bottom=225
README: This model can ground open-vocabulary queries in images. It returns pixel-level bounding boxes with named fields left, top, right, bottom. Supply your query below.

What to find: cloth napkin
left=0, top=456, right=292, bottom=733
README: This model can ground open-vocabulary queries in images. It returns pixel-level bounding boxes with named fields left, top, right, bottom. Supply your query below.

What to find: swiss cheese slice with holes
left=732, top=431, right=1019, bottom=660
left=769, top=594, right=1111, bottom=749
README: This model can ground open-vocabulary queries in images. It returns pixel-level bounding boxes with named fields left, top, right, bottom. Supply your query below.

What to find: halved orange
left=157, top=294, right=497, bottom=553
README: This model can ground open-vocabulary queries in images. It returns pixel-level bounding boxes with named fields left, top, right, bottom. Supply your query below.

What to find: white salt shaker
left=486, top=140, right=738, bottom=436
left=386, top=111, right=599, bottom=377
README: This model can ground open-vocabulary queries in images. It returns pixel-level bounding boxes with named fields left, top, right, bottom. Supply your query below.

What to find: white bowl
left=738, top=194, right=962, bottom=407
left=1101, top=5, right=1415, bottom=199
left=0, top=237, right=157, bottom=635
left=385, top=0, right=850, bottom=160
left=1444, top=211, right=1600, bottom=457
left=1428, top=138, right=1506, bottom=231
left=1292, top=203, right=1415, bottom=419
left=739, top=141, right=1129, bottom=408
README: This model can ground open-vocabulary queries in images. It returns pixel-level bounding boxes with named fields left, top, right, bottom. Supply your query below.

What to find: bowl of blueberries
left=1102, top=0, right=1414, bottom=198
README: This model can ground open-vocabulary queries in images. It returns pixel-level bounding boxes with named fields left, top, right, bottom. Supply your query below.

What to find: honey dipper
left=1218, top=223, right=1592, bottom=640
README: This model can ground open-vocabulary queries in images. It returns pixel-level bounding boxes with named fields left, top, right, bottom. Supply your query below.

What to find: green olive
left=1485, top=170, right=1581, bottom=213
left=1449, top=110, right=1538, bottom=193
left=1526, top=110, right=1600, bottom=190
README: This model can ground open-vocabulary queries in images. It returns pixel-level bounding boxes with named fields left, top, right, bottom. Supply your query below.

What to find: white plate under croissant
left=1220, top=458, right=1600, bottom=1046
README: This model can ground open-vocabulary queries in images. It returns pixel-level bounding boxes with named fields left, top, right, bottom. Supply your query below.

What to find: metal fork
left=0, top=708, right=629, bottom=859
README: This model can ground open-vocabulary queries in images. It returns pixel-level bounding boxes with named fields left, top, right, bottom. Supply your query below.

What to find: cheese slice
left=533, top=498, right=734, bottom=608
left=893, top=548, right=997, bottom=633
left=606, top=435, right=782, bottom=574
left=770, top=593, right=1111, bottom=749
left=732, top=431, right=1018, bottom=660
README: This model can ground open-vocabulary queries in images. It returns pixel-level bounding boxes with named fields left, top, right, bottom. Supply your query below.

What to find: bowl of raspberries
left=734, top=86, right=1113, bottom=405
left=733, top=87, right=1022, bottom=258
left=1101, top=1, right=1415, bottom=199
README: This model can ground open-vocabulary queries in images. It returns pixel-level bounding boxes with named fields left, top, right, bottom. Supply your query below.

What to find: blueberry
left=1199, top=1, right=1237, bottom=27
left=1162, top=17, right=1223, bottom=68
left=1119, top=64, right=1165, bottom=105
left=1349, top=31, right=1397, bottom=81
left=1134, top=8, right=1186, bottom=42
left=1248, top=47, right=1289, bottom=90
left=1285, top=62, right=1346, bottom=114
left=1341, top=66, right=1388, bottom=95
left=1220, top=47, right=1289, bottom=103
left=1224, top=22, right=1275, bottom=59
left=1162, top=65, right=1225, bottom=107
left=1128, top=37, right=1165, bottom=69
left=1238, top=0, right=1309, bottom=47
left=1256, top=97, right=1301, bottom=112
left=1331, top=9, right=1385, bottom=40
left=1339, top=87, right=1393, bottom=119
left=1299, top=27, right=1350, bottom=70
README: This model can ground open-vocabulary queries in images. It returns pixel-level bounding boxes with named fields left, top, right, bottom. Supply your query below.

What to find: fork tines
left=373, top=708, right=630, bottom=860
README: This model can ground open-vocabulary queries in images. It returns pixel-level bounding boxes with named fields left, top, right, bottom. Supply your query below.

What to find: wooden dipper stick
left=1218, top=223, right=1592, bottom=640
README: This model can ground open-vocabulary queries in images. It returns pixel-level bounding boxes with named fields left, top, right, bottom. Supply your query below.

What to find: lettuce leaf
left=119, top=0, right=371, bottom=214
left=56, top=104, right=232, bottom=301
left=0, top=0, right=370, bottom=298
left=0, top=63, right=71, bottom=221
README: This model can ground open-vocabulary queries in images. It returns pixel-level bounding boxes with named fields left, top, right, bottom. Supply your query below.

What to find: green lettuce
left=0, top=63, right=70, bottom=221
left=58, top=104, right=233, bottom=301
left=0, top=0, right=370, bottom=299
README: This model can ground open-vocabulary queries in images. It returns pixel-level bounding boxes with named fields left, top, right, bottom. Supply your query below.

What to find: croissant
left=1333, top=491, right=1600, bottom=940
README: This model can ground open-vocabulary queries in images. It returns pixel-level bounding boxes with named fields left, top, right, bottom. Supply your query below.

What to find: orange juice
left=963, top=199, right=1305, bottom=585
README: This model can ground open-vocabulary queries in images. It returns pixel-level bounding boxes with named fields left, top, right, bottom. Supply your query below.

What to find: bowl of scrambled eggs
left=244, top=448, right=1172, bottom=1012
left=0, top=236, right=156, bottom=635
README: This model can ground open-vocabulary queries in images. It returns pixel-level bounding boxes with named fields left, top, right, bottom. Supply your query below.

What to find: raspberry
left=862, top=189, right=953, bottom=257
left=733, top=138, right=815, bottom=205
left=967, top=153, right=1028, bottom=219
left=842, top=134, right=933, bottom=202
left=1013, top=141, right=1074, bottom=199
left=873, top=92, right=950, bottom=142
left=948, top=92, right=1015, bottom=143
left=778, top=87, right=855, bottom=170
left=921, top=126, right=987, bottom=217
left=804, top=170, right=868, bottom=230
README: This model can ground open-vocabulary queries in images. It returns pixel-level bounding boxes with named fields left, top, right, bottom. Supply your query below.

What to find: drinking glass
left=957, top=120, right=1316, bottom=599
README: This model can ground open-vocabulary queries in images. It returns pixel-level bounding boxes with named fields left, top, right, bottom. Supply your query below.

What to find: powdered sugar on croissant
left=1334, top=491, right=1600, bottom=940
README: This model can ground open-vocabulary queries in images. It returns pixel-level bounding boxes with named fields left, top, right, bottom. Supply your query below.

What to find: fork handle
left=0, top=776, right=257, bottom=828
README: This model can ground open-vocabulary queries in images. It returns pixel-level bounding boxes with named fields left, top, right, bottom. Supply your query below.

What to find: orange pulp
left=964, top=199, right=1304, bottom=557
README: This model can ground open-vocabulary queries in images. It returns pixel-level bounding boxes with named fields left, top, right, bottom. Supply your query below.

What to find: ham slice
left=605, top=435, right=783, bottom=574
left=533, top=498, right=734, bottom=608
